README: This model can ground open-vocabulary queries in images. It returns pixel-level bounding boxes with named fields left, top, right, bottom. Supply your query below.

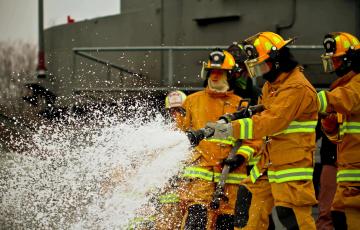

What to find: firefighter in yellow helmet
left=225, top=41, right=275, bottom=230
left=206, top=32, right=319, bottom=229
left=164, top=90, right=187, bottom=129
left=180, top=49, right=261, bottom=229
left=317, top=32, right=360, bottom=230
left=154, top=90, right=187, bottom=230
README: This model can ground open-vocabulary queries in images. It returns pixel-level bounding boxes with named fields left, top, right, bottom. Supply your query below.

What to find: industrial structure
left=20, top=0, right=357, bottom=116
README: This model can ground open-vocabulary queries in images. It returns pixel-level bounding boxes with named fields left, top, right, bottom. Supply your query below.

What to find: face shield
left=321, top=53, right=336, bottom=73
left=321, top=53, right=344, bottom=73
left=200, top=61, right=208, bottom=79
left=244, top=58, right=271, bottom=78
left=232, top=67, right=248, bottom=90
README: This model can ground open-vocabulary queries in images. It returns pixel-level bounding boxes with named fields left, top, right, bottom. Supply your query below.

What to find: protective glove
left=321, top=113, right=338, bottom=134
left=222, top=154, right=245, bottom=172
left=205, top=122, right=233, bottom=140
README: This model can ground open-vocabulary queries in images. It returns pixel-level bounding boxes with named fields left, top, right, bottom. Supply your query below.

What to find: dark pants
left=316, top=165, right=337, bottom=230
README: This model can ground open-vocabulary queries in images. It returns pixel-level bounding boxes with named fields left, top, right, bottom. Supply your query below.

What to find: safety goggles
left=244, top=58, right=271, bottom=78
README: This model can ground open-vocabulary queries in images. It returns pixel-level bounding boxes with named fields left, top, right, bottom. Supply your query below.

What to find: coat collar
left=330, top=71, right=358, bottom=90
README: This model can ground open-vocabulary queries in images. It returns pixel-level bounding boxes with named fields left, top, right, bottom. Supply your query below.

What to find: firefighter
left=155, top=90, right=187, bottom=230
left=180, top=49, right=261, bottom=229
left=317, top=32, right=360, bottom=230
left=226, top=42, right=262, bottom=106
left=226, top=42, right=275, bottom=230
left=206, top=32, right=319, bottom=229
left=164, top=90, right=187, bottom=129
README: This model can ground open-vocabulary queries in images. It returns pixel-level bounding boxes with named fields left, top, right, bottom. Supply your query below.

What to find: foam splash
left=0, top=106, right=191, bottom=229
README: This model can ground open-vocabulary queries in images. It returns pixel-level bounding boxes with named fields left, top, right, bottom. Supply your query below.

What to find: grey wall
left=38, top=0, right=359, bottom=106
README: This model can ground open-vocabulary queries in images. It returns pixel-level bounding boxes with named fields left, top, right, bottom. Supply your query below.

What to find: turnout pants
left=179, top=178, right=238, bottom=230
left=271, top=180, right=317, bottom=230
left=234, top=179, right=274, bottom=230
left=332, top=182, right=360, bottom=230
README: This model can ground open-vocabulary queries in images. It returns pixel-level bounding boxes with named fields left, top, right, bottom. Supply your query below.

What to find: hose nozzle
left=186, top=127, right=214, bottom=147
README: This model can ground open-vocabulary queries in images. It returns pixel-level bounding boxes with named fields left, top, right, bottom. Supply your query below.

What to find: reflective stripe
left=273, top=120, right=317, bottom=136
left=206, top=138, right=235, bottom=146
left=159, top=193, right=180, bottom=204
left=237, top=145, right=255, bottom=159
left=317, top=91, right=328, bottom=113
left=337, top=169, right=360, bottom=182
left=268, top=168, right=313, bottom=183
left=183, top=166, right=246, bottom=184
left=250, top=165, right=261, bottom=183
left=214, top=172, right=247, bottom=184
left=238, top=118, right=253, bottom=139
left=248, top=155, right=260, bottom=166
left=339, top=122, right=360, bottom=136
left=183, top=166, right=213, bottom=181
left=127, top=215, right=156, bottom=230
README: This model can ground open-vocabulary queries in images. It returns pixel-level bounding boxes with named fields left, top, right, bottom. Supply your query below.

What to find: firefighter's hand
left=321, top=113, right=338, bottom=134
left=205, top=122, right=233, bottom=140
left=222, top=154, right=245, bottom=172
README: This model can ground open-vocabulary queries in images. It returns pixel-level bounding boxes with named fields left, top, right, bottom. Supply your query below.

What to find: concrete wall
left=36, top=0, right=359, bottom=106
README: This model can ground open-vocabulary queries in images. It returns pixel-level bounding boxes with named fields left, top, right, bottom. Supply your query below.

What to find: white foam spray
left=0, top=104, right=191, bottom=229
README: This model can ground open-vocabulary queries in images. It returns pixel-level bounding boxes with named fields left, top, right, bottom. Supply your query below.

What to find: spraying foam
left=0, top=103, right=191, bottom=229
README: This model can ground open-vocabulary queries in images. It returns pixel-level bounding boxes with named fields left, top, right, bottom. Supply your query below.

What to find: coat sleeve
left=231, top=85, right=315, bottom=139
left=236, top=139, right=263, bottom=162
left=180, top=98, right=191, bottom=131
left=325, top=79, right=360, bottom=114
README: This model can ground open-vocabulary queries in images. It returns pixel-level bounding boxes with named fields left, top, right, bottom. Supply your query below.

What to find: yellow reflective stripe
left=206, top=138, right=235, bottom=146
left=248, top=155, right=260, bottom=166
left=250, top=165, right=261, bottom=183
left=273, top=120, right=317, bottom=136
left=339, top=122, right=360, bottom=136
left=183, top=167, right=213, bottom=181
left=237, top=145, right=255, bottom=159
left=183, top=167, right=246, bottom=184
left=265, top=41, right=272, bottom=51
left=343, top=40, right=351, bottom=49
left=337, top=169, right=360, bottom=182
left=159, top=193, right=180, bottom=204
left=272, top=36, right=281, bottom=44
left=238, top=118, right=253, bottom=139
left=352, top=38, right=359, bottom=46
left=268, top=168, right=313, bottom=183
left=127, top=215, right=156, bottom=229
left=214, top=172, right=247, bottom=184
left=317, top=91, right=328, bottom=113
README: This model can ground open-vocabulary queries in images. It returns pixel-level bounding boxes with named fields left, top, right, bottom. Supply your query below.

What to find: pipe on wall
left=276, top=0, right=297, bottom=35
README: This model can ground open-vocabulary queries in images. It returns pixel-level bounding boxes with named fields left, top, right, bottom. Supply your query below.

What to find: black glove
left=222, top=154, right=245, bottom=172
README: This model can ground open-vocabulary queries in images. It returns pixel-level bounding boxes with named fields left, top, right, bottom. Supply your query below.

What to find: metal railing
left=72, top=45, right=323, bottom=92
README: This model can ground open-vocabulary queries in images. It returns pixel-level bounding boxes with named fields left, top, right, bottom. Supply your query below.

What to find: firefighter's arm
left=231, top=86, right=311, bottom=139
left=318, top=79, right=360, bottom=115
left=235, top=139, right=263, bottom=163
